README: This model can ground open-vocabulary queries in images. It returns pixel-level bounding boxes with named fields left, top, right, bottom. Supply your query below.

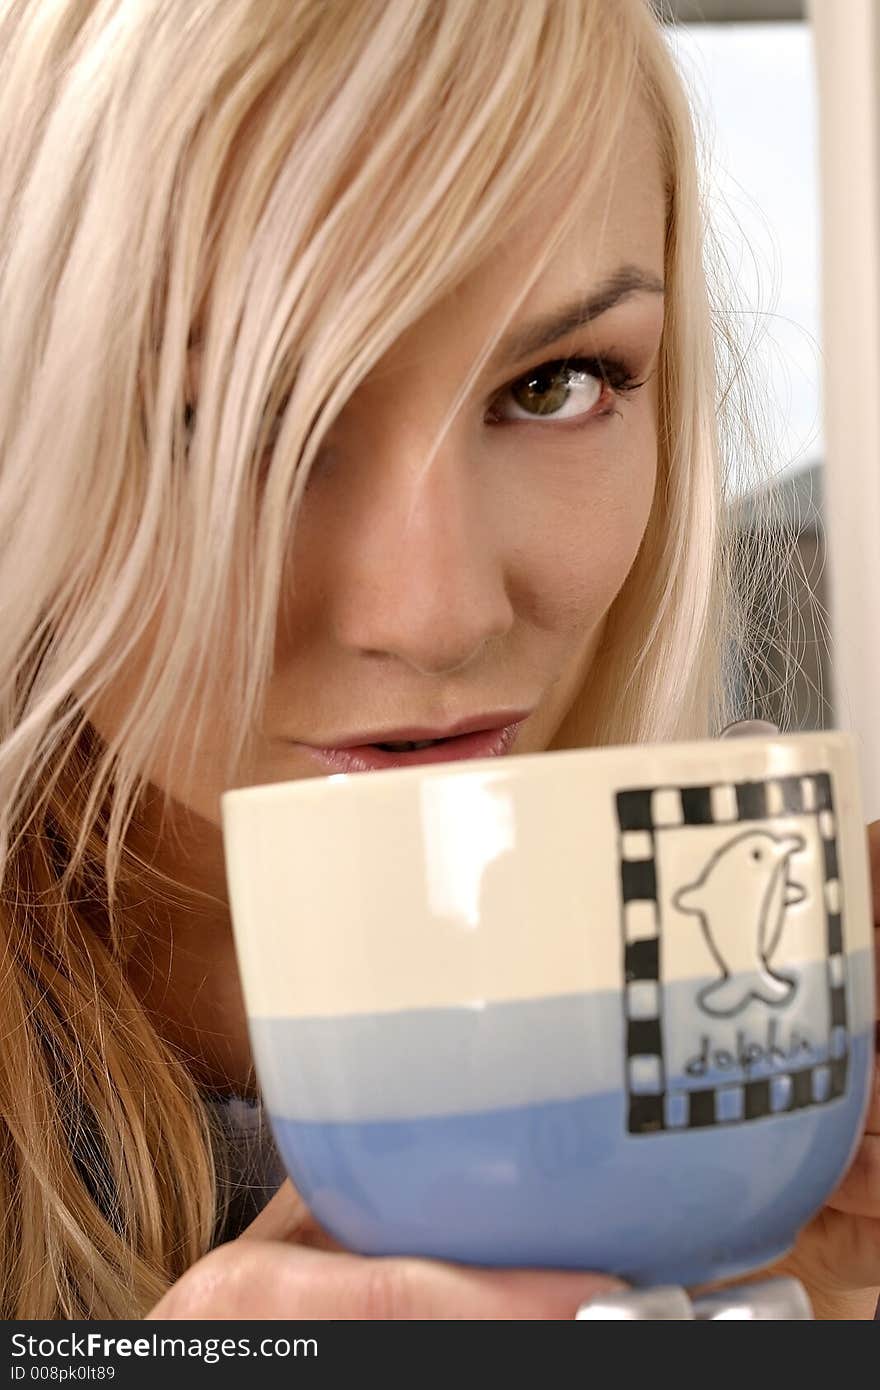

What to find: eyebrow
left=492, top=265, right=665, bottom=367
left=188, top=266, right=664, bottom=371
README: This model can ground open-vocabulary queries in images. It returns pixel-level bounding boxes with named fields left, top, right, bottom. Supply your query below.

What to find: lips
left=300, top=719, right=526, bottom=774
left=322, top=710, right=532, bottom=748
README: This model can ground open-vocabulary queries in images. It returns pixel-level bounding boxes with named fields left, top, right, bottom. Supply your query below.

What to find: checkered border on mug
left=615, top=771, right=849, bottom=1135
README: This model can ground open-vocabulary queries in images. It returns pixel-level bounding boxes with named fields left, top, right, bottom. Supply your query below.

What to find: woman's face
left=94, top=101, right=666, bottom=829
left=88, top=101, right=667, bottom=1080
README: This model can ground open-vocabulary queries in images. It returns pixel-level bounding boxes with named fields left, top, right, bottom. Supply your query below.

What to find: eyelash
left=182, top=352, right=648, bottom=446
left=485, top=353, right=649, bottom=427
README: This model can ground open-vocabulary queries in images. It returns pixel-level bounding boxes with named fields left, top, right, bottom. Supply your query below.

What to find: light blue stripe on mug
left=249, top=946, right=874, bottom=1124
left=265, top=1029, right=874, bottom=1288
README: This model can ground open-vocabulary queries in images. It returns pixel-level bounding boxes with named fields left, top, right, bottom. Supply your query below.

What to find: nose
left=326, top=442, right=515, bottom=676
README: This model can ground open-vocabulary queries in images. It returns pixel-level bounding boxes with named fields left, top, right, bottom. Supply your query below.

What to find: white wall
left=810, top=0, right=880, bottom=820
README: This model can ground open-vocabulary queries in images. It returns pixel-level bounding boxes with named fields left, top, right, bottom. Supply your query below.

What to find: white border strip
left=809, top=0, right=880, bottom=820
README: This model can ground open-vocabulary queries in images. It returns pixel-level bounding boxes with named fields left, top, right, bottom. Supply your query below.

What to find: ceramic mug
left=221, top=731, right=875, bottom=1287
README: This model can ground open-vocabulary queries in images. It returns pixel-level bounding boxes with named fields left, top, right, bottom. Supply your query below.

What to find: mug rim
left=220, top=727, right=857, bottom=808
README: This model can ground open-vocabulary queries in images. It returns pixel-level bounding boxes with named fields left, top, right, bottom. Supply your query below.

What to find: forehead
left=503, top=98, right=665, bottom=279
left=381, top=97, right=667, bottom=367
left=189, top=99, right=666, bottom=381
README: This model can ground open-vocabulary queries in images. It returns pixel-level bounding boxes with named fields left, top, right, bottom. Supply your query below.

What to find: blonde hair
left=0, top=0, right=763, bottom=1316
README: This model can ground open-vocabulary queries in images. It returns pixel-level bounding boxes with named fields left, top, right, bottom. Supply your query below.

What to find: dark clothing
left=203, top=1094, right=286, bottom=1245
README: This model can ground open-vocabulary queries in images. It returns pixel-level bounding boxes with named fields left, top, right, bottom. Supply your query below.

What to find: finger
left=791, top=1206, right=880, bottom=1297
left=839, top=1047, right=880, bottom=1146
left=867, top=821, right=880, bottom=922
left=875, top=924, right=880, bottom=1030
left=239, top=1178, right=346, bottom=1252
left=161, top=1239, right=626, bottom=1320
left=863, top=1050, right=880, bottom=1137
left=827, top=1132, right=880, bottom=1218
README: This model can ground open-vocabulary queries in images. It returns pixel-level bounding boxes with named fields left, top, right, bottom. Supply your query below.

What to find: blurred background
left=661, top=2, right=880, bottom=824
left=662, top=1, right=828, bottom=734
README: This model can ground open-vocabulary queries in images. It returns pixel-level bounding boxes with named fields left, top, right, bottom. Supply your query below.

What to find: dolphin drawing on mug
left=672, top=829, right=807, bottom=1017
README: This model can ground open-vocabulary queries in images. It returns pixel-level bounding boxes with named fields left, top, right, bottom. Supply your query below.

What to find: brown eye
left=487, top=353, right=645, bottom=426
left=505, top=362, right=602, bottom=420
left=512, top=364, right=579, bottom=416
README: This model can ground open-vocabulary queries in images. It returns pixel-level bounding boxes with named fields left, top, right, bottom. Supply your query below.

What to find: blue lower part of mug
left=265, top=1028, right=873, bottom=1287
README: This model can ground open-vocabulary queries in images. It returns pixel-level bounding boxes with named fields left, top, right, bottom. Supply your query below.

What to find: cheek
left=77, top=594, right=245, bottom=814
left=498, top=417, right=658, bottom=633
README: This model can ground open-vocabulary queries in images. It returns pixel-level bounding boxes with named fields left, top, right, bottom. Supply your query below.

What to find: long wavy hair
left=0, top=0, right=780, bottom=1317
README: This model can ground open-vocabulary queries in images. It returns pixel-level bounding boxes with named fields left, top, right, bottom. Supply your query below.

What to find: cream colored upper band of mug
left=221, top=735, right=874, bottom=1019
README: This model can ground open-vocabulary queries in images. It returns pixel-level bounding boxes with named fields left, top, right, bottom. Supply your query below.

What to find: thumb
left=238, top=1177, right=347, bottom=1251
left=238, top=1181, right=626, bottom=1317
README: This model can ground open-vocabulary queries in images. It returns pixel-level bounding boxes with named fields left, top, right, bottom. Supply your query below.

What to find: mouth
left=297, top=714, right=529, bottom=774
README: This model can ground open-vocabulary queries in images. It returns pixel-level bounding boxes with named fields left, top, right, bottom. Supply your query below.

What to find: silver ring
left=718, top=718, right=781, bottom=739
left=575, top=1277, right=813, bottom=1320
left=575, top=1285, right=695, bottom=1319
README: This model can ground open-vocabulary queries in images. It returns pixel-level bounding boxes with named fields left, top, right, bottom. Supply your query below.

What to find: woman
left=0, top=0, right=876, bottom=1319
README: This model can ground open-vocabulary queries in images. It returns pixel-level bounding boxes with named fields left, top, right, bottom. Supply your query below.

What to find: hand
left=759, top=820, right=880, bottom=1320
left=145, top=1179, right=624, bottom=1319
